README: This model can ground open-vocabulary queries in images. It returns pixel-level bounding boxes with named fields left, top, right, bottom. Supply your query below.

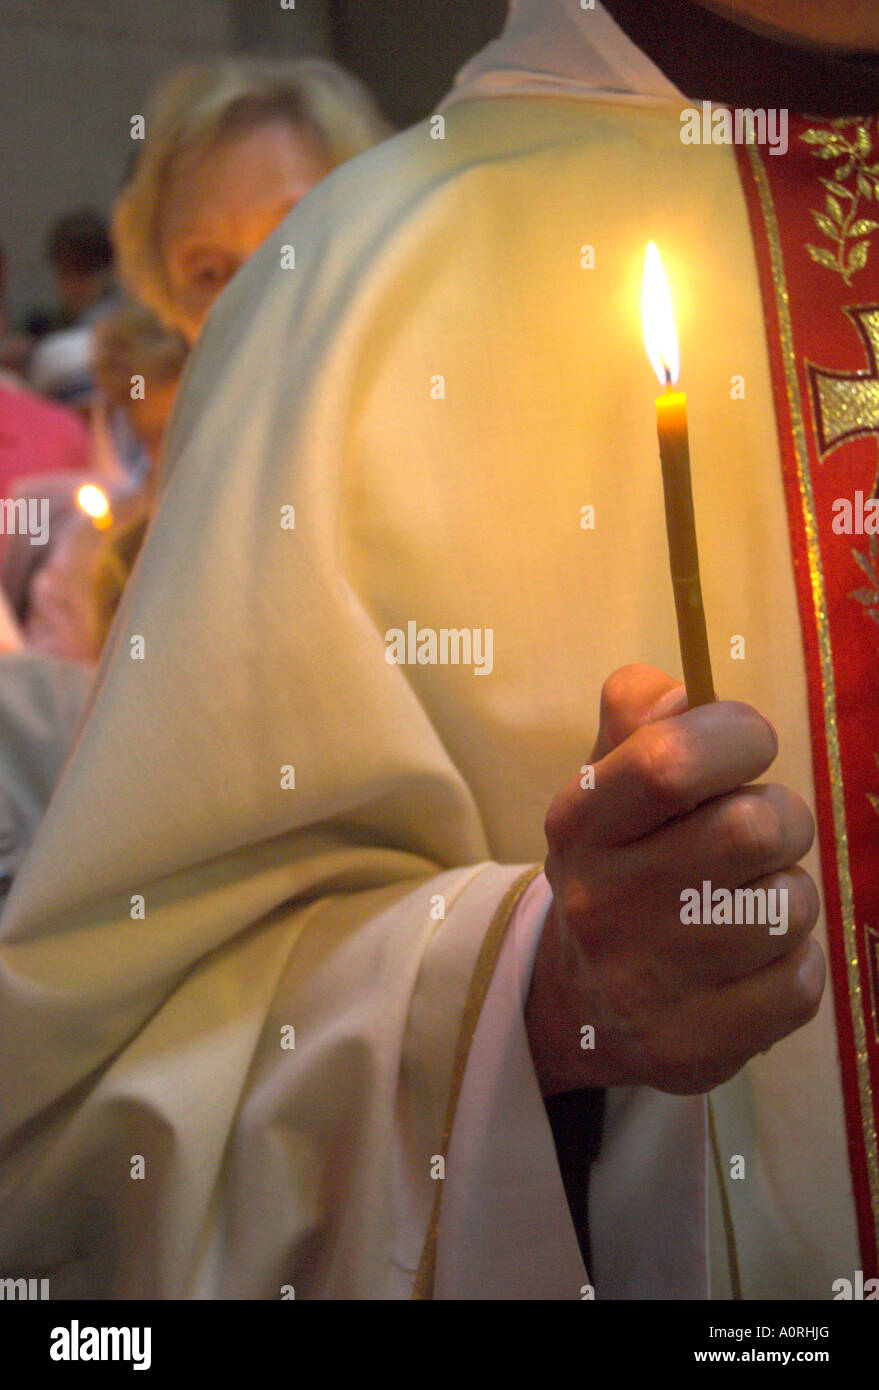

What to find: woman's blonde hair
left=113, top=58, right=393, bottom=328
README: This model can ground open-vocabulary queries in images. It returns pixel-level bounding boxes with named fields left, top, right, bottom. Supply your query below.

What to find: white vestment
left=0, top=0, right=860, bottom=1298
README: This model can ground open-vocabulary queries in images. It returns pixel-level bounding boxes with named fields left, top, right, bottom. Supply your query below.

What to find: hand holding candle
left=642, top=242, right=715, bottom=709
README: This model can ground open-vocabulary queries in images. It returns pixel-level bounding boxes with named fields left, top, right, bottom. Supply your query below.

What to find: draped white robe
left=0, top=0, right=859, bottom=1298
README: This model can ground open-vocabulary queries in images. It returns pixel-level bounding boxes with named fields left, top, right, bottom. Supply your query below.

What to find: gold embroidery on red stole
left=747, top=144, right=879, bottom=1264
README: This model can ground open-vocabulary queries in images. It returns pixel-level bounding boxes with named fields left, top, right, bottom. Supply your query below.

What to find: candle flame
left=76, top=484, right=111, bottom=523
left=642, top=241, right=680, bottom=388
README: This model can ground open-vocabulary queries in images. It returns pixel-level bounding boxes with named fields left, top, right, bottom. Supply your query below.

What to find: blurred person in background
left=27, top=211, right=118, bottom=414
left=88, top=297, right=189, bottom=487
left=0, top=369, right=90, bottom=563
left=5, top=59, right=390, bottom=692
left=47, top=210, right=116, bottom=328
left=0, top=301, right=186, bottom=913
left=0, top=60, right=392, bottom=923
left=0, top=244, right=32, bottom=380
left=26, top=211, right=116, bottom=339
left=21, top=300, right=188, bottom=665
left=15, top=57, right=393, bottom=668
left=113, top=57, right=393, bottom=344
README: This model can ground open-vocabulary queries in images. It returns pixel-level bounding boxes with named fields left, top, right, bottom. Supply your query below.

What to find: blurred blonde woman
left=113, top=58, right=393, bottom=343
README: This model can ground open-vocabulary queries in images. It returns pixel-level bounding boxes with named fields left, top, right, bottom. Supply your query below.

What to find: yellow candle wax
left=642, top=241, right=715, bottom=709
left=655, top=383, right=715, bottom=708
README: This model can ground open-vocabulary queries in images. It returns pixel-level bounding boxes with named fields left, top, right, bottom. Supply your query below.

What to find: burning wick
left=76, top=484, right=113, bottom=531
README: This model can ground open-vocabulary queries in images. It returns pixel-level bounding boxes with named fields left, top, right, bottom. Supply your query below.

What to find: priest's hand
left=526, top=663, right=825, bottom=1097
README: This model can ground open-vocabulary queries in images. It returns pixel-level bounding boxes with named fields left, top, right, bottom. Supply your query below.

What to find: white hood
left=441, top=0, right=685, bottom=108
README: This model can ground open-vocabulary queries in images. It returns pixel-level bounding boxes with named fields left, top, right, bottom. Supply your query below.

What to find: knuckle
left=543, top=850, right=561, bottom=903
left=733, top=702, right=778, bottom=759
left=789, top=793, right=816, bottom=858
left=630, top=726, right=696, bottom=814
left=789, top=986, right=820, bottom=1032
left=789, top=946, right=825, bottom=1026
left=544, top=792, right=574, bottom=851
left=598, top=667, right=640, bottom=749
left=803, top=804, right=817, bottom=853
left=801, top=871, right=821, bottom=926
left=785, top=870, right=820, bottom=936
left=766, top=785, right=815, bottom=860
left=560, top=880, right=596, bottom=931
left=600, top=666, right=637, bottom=715
left=556, top=881, right=611, bottom=963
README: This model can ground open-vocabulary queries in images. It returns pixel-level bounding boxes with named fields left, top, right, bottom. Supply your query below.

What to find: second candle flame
left=76, top=484, right=113, bottom=530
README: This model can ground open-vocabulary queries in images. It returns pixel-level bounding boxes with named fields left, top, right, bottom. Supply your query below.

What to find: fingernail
left=647, top=684, right=688, bottom=721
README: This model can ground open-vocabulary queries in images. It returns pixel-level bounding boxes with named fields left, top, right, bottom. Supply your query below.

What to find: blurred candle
left=76, top=484, right=113, bottom=531
left=641, top=241, right=715, bottom=708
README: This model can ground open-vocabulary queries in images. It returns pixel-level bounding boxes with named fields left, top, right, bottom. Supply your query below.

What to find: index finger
left=571, top=701, right=779, bottom=848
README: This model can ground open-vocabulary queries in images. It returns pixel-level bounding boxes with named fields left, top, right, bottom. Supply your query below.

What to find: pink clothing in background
left=0, top=382, right=90, bottom=498
left=0, top=383, right=91, bottom=566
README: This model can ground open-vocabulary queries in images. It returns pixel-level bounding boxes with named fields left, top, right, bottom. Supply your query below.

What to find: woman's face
left=159, top=119, right=334, bottom=343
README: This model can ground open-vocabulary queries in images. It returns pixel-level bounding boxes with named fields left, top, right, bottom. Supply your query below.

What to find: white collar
left=440, top=0, right=685, bottom=109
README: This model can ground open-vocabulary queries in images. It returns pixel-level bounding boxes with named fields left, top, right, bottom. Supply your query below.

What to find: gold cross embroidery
left=807, top=305, right=879, bottom=460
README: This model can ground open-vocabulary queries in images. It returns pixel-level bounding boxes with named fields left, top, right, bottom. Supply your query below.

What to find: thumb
left=590, top=664, right=687, bottom=762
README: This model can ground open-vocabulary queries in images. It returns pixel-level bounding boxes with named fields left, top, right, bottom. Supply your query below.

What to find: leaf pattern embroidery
left=801, top=118, right=879, bottom=284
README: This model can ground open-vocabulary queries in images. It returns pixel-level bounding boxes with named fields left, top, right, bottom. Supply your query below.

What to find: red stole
left=735, top=116, right=879, bottom=1276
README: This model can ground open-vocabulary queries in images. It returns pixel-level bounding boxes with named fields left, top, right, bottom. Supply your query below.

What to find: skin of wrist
left=525, top=898, right=604, bottom=1099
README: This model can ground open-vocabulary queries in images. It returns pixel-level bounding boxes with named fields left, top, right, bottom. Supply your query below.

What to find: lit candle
left=641, top=241, right=715, bottom=708
left=76, top=484, right=113, bottom=531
